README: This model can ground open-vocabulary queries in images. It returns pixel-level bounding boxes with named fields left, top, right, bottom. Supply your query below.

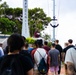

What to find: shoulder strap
left=37, top=50, right=46, bottom=58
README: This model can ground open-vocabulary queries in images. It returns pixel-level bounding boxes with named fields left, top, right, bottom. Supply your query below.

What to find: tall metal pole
left=50, top=0, right=59, bottom=42
left=22, top=0, right=30, bottom=38
left=53, top=0, right=55, bottom=42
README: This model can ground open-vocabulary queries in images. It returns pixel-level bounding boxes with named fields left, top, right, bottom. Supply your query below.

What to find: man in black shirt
left=0, top=33, right=33, bottom=75
left=55, top=39, right=63, bottom=74
left=63, top=39, right=75, bottom=54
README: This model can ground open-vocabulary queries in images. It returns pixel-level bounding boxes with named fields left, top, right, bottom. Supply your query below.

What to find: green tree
left=43, top=34, right=51, bottom=41
left=0, top=2, right=9, bottom=16
left=13, top=19, right=22, bottom=33
left=0, top=18, right=16, bottom=34
left=14, top=8, right=22, bottom=17
left=5, top=8, right=14, bottom=15
left=0, top=2, right=52, bottom=36
left=28, top=8, right=51, bottom=36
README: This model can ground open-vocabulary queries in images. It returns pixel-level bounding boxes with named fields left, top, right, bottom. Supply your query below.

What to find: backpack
left=37, top=51, right=48, bottom=74
left=0, top=55, right=24, bottom=75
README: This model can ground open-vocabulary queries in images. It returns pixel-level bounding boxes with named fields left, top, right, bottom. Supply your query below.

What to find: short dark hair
left=36, top=39, right=43, bottom=47
left=22, top=36, right=26, bottom=41
left=55, top=40, right=59, bottom=43
left=44, top=41, right=48, bottom=45
left=68, top=39, right=73, bottom=44
left=34, top=40, right=38, bottom=47
left=51, top=43, right=56, bottom=47
left=25, top=42, right=28, bottom=48
left=7, top=33, right=25, bottom=52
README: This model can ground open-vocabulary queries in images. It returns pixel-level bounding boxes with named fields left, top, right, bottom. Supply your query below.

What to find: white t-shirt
left=65, top=47, right=76, bottom=69
left=34, top=48, right=47, bottom=70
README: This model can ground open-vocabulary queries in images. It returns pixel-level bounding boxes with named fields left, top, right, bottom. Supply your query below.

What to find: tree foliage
left=0, top=2, right=51, bottom=37
left=0, top=18, right=16, bottom=34
left=28, top=8, right=51, bottom=36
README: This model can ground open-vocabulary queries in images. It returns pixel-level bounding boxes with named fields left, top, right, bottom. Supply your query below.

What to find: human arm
left=65, top=48, right=76, bottom=75
left=58, top=54, right=60, bottom=63
left=65, top=62, right=76, bottom=75
left=48, top=51, right=51, bottom=67
left=47, top=55, right=51, bottom=67
left=27, top=68, right=33, bottom=75
left=61, top=52, right=65, bottom=62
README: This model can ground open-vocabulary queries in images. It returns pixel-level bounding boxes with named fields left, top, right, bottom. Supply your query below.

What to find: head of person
left=64, top=42, right=68, bottom=47
left=51, top=43, right=56, bottom=48
left=25, top=42, right=29, bottom=49
left=7, top=33, right=25, bottom=53
left=33, top=40, right=38, bottom=48
left=68, top=39, right=73, bottom=45
left=22, top=36, right=26, bottom=42
left=55, top=39, right=59, bottom=45
left=36, top=39, right=43, bottom=48
left=44, top=41, right=48, bottom=45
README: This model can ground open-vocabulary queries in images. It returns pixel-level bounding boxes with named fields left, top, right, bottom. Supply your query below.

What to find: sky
left=1, top=0, right=76, bottom=48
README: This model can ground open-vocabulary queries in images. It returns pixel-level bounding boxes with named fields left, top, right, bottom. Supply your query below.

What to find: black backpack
left=37, top=51, right=48, bottom=74
left=0, top=55, right=24, bottom=75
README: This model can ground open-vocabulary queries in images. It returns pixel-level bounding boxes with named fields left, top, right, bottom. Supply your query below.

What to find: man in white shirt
left=33, top=39, right=47, bottom=75
left=65, top=46, right=76, bottom=75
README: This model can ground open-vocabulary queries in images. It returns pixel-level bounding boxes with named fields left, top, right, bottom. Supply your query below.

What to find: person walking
left=63, top=39, right=74, bottom=54
left=43, top=41, right=50, bottom=54
left=0, top=33, right=33, bottom=75
left=65, top=47, right=76, bottom=75
left=64, top=39, right=76, bottom=75
left=20, top=42, right=33, bottom=64
left=33, top=39, right=48, bottom=75
left=55, top=39, right=63, bottom=74
left=48, top=43, right=60, bottom=75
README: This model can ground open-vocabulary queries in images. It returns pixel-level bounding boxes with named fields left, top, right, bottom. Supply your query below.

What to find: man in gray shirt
left=48, top=43, right=60, bottom=75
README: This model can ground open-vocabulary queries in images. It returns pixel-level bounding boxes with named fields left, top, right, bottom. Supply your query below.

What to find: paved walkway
left=60, top=65, right=65, bottom=75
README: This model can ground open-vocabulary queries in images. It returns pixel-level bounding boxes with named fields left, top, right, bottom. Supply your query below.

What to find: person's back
left=0, top=33, right=33, bottom=75
left=0, top=54, right=33, bottom=75
left=33, top=39, right=47, bottom=75
left=48, top=43, right=60, bottom=75
left=20, top=50, right=33, bottom=64
left=63, top=39, right=75, bottom=54
left=55, top=39, right=62, bottom=74
left=20, top=42, right=33, bottom=64
left=65, top=47, right=76, bottom=75
left=49, top=49, right=59, bottom=67
left=55, top=40, right=62, bottom=60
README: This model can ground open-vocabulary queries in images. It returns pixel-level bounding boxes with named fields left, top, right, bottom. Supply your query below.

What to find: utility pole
left=50, top=0, right=59, bottom=42
left=22, top=0, right=30, bottom=38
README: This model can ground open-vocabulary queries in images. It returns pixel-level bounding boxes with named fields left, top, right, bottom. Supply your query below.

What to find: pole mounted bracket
left=50, top=24, right=59, bottom=28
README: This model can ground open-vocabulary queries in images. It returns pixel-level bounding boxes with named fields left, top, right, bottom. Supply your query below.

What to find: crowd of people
left=0, top=33, right=76, bottom=75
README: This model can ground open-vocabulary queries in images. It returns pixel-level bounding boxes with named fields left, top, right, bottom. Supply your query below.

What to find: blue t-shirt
left=48, top=49, right=60, bottom=67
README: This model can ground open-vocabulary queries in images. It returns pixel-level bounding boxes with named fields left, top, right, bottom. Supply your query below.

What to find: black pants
left=58, top=63, right=61, bottom=74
